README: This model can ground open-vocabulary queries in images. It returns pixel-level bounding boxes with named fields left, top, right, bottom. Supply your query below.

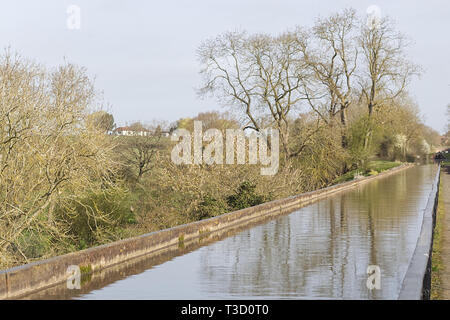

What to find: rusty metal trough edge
left=0, top=163, right=415, bottom=299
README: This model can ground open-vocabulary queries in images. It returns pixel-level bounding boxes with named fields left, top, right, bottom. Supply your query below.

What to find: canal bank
left=431, top=165, right=450, bottom=299
left=398, top=165, right=440, bottom=299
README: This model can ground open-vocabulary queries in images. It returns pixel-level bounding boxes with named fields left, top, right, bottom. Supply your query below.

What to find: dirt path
left=433, top=166, right=450, bottom=299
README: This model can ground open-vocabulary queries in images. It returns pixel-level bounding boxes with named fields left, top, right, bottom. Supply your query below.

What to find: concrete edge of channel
left=398, top=165, right=441, bottom=300
left=0, top=162, right=416, bottom=299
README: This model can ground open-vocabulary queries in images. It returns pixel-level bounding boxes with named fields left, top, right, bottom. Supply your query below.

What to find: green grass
left=366, top=160, right=402, bottom=172
left=334, top=170, right=359, bottom=183
left=431, top=177, right=445, bottom=300
left=333, top=160, right=402, bottom=184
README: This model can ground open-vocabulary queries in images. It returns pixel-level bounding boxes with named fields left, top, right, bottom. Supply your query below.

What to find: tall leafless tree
left=358, top=16, right=421, bottom=149
left=198, top=30, right=311, bottom=160
left=300, top=8, right=359, bottom=148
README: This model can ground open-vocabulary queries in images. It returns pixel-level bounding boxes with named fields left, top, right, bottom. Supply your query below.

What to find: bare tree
left=87, top=110, right=116, bottom=133
left=0, top=51, right=121, bottom=266
left=198, top=30, right=309, bottom=160
left=301, top=8, right=359, bottom=147
left=120, top=122, right=166, bottom=180
left=358, top=16, right=421, bottom=149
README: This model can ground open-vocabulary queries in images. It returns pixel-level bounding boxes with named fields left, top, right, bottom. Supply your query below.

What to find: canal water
left=31, top=165, right=439, bottom=299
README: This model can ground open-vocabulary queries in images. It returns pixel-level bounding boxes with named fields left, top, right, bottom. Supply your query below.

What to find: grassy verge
left=431, top=174, right=445, bottom=300
left=333, top=160, right=402, bottom=184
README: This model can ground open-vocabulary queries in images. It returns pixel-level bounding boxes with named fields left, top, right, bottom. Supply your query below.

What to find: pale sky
left=1, top=0, right=449, bottom=133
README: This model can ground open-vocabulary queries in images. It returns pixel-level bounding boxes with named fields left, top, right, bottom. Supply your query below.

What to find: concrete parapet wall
left=398, top=165, right=441, bottom=300
left=0, top=163, right=414, bottom=299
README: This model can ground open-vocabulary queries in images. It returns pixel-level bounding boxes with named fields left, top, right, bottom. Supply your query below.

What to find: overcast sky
left=1, top=1, right=449, bottom=132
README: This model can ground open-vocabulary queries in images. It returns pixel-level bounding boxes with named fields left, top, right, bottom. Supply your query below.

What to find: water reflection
left=195, top=165, right=434, bottom=299
left=25, top=165, right=438, bottom=300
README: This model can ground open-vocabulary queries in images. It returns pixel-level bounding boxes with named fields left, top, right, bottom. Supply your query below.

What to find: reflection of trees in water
left=198, top=166, right=436, bottom=299
left=359, top=165, right=435, bottom=298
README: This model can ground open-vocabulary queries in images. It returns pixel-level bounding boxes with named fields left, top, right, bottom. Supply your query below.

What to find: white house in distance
left=113, top=126, right=170, bottom=137
left=113, top=126, right=152, bottom=136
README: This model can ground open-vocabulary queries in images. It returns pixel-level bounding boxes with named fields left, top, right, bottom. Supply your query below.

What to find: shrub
left=56, top=187, right=135, bottom=249
left=192, top=194, right=228, bottom=220
left=226, top=181, right=266, bottom=210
